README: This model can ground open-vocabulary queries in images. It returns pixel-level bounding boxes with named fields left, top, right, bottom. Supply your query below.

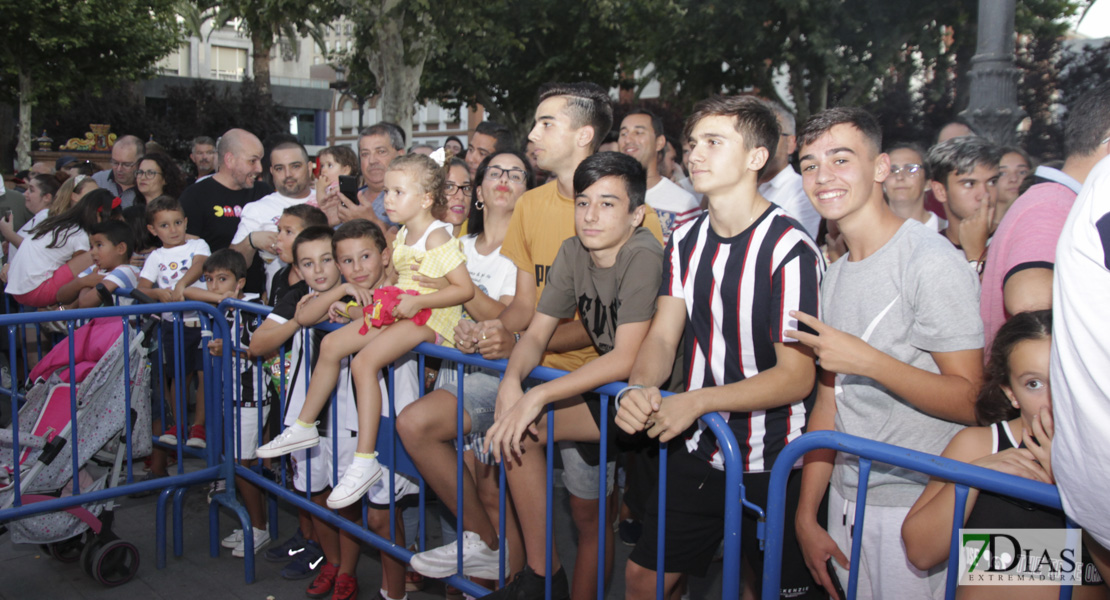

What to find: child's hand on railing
left=328, top=301, right=352, bottom=323
left=208, top=338, right=223, bottom=357
left=971, top=446, right=1052, bottom=484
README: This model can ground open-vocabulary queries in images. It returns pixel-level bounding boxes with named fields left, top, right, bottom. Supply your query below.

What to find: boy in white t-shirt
left=57, top=220, right=140, bottom=308
left=138, top=195, right=212, bottom=450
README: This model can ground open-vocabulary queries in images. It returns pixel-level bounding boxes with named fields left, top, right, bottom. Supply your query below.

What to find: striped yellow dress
left=392, top=220, right=467, bottom=346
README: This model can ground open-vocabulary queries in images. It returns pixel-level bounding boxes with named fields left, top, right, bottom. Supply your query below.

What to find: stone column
left=960, top=0, right=1025, bottom=146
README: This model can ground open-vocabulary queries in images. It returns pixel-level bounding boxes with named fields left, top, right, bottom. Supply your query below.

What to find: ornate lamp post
left=960, top=0, right=1026, bottom=146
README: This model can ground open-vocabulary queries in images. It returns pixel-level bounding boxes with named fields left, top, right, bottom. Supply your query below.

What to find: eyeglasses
left=486, top=166, right=527, bottom=184
left=890, top=163, right=923, bottom=176
left=135, top=170, right=163, bottom=179
left=110, top=160, right=137, bottom=170
left=444, top=181, right=472, bottom=195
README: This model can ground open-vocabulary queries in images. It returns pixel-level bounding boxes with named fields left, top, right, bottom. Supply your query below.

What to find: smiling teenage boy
left=789, top=107, right=983, bottom=600
left=614, top=95, right=824, bottom=600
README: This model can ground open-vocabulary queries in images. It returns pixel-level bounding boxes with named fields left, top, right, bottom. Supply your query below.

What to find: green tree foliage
left=418, top=0, right=629, bottom=141
left=0, top=0, right=182, bottom=167
left=197, top=0, right=338, bottom=97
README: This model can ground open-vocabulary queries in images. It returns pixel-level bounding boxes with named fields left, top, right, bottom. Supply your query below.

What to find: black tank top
left=964, top=421, right=1065, bottom=530
left=964, top=422, right=1104, bottom=586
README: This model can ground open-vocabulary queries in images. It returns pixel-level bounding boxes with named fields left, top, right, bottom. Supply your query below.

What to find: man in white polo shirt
left=230, top=140, right=315, bottom=299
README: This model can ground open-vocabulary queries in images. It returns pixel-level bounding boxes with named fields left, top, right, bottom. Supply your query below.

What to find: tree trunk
left=252, top=31, right=273, bottom=98
left=365, top=0, right=429, bottom=146
left=0, top=101, right=14, bottom=174
left=17, top=71, right=33, bottom=170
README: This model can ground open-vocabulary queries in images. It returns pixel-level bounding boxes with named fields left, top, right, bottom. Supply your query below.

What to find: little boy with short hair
left=254, top=220, right=418, bottom=600
left=185, top=249, right=272, bottom=557
left=268, top=203, right=329, bottom=307
left=57, top=220, right=140, bottom=308
left=138, top=195, right=211, bottom=449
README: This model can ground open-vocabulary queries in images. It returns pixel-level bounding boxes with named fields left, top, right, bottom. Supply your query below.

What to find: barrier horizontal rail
left=760, top=430, right=1072, bottom=600
left=221, top=298, right=748, bottom=598
left=0, top=300, right=234, bottom=585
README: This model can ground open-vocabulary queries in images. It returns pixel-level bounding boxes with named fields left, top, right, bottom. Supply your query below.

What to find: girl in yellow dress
left=258, top=153, right=474, bottom=509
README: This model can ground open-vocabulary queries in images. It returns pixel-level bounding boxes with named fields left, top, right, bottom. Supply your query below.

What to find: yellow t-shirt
left=500, top=180, right=664, bottom=371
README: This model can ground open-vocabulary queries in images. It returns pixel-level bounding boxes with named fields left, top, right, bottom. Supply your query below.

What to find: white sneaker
left=221, top=529, right=243, bottom=549
left=409, top=531, right=502, bottom=580
left=326, top=456, right=382, bottom=509
left=256, top=424, right=319, bottom=458
left=232, top=527, right=271, bottom=558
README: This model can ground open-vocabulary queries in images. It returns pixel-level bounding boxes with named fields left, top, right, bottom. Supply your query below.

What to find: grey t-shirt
left=537, top=227, right=663, bottom=354
left=824, top=219, right=983, bottom=507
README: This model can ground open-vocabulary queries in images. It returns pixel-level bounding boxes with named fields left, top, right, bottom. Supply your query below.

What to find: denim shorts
left=433, top=364, right=500, bottom=435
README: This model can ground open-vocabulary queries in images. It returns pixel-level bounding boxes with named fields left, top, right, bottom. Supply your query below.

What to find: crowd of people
left=3, top=78, right=1110, bottom=600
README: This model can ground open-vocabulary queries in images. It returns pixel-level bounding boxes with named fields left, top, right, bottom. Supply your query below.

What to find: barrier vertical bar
left=7, top=322, right=21, bottom=507
left=656, top=444, right=667, bottom=599
left=598, top=394, right=608, bottom=600
left=546, top=405, right=554, bottom=600
left=122, top=315, right=133, bottom=483
left=847, top=458, right=872, bottom=600
left=67, top=320, right=79, bottom=496
left=946, top=484, right=970, bottom=598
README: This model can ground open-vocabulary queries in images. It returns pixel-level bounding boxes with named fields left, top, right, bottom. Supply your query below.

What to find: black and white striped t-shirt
left=661, top=206, right=824, bottom=472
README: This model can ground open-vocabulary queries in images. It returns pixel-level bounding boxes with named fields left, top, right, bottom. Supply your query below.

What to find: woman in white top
left=5, top=189, right=121, bottom=307
left=0, top=173, right=63, bottom=257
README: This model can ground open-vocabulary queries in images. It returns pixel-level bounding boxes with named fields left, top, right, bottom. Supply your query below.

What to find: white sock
left=381, top=589, right=406, bottom=600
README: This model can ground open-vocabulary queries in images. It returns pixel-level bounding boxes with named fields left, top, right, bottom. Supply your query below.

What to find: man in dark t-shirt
left=181, top=128, right=273, bottom=293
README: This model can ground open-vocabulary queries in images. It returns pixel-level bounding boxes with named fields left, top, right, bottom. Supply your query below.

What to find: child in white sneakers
left=258, top=154, right=474, bottom=510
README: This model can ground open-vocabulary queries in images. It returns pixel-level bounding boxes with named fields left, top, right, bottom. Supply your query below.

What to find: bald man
left=93, top=135, right=145, bottom=208
left=180, top=128, right=274, bottom=292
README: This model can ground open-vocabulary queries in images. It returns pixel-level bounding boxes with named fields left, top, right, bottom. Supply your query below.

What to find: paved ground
left=0, top=455, right=726, bottom=599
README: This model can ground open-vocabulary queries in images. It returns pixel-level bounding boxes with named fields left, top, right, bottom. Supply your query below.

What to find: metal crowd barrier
left=0, top=299, right=234, bottom=585
left=222, top=299, right=753, bottom=598
left=760, top=430, right=1076, bottom=600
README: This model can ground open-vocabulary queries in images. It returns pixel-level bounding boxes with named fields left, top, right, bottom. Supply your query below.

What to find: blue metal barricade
left=760, top=430, right=1075, bottom=600
left=220, top=299, right=752, bottom=598
left=0, top=299, right=236, bottom=585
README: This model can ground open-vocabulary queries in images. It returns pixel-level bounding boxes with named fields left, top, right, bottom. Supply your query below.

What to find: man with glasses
left=759, top=100, right=821, bottom=239
left=465, top=121, right=514, bottom=178
left=618, top=109, right=700, bottom=243
left=979, top=81, right=1110, bottom=354
left=882, top=142, right=943, bottom=232
left=93, top=134, right=144, bottom=208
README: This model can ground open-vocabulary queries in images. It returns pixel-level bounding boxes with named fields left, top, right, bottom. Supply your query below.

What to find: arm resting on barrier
left=616, top=296, right=685, bottom=434
left=901, top=423, right=1052, bottom=571
left=788, top=310, right=981, bottom=425
left=795, top=374, right=850, bottom=600
left=486, top=311, right=651, bottom=461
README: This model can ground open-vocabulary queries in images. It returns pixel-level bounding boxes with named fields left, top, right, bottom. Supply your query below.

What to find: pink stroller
left=0, top=317, right=152, bottom=586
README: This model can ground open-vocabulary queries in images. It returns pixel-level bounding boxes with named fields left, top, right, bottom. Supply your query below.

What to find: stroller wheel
left=81, top=539, right=103, bottom=577
left=45, top=535, right=85, bottom=563
left=90, top=539, right=139, bottom=586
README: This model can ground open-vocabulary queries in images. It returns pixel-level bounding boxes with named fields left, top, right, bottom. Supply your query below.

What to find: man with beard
left=231, top=141, right=316, bottom=300
left=190, top=136, right=218, bottom=182
left=181, top=128, right=274, bottom=292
